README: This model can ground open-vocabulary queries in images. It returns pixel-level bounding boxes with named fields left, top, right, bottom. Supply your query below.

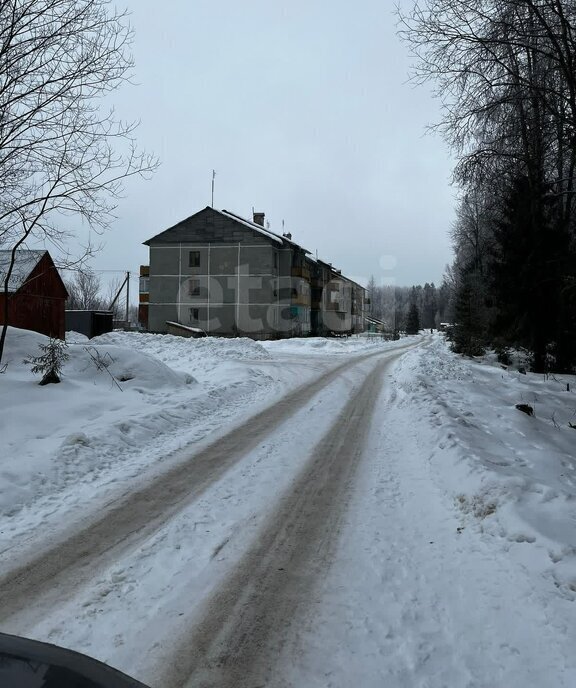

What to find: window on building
left=189, top=250, right=200, bottom=268
left=188, top=279, right=200, bottom=296
left=190, top=307, right=199, bottom=321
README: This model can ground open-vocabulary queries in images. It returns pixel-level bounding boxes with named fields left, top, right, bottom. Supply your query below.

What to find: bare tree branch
left=0, top=0, right=158, bottom=363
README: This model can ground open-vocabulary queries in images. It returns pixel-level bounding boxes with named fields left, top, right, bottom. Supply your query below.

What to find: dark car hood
left=0, top=632, right=150, bottom=688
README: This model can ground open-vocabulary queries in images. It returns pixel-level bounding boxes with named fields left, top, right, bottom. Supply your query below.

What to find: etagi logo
left=175, top=268, right=360, bottom=334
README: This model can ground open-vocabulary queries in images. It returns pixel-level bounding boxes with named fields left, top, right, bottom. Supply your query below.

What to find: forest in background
left=366, top=280, right=449, bottom=335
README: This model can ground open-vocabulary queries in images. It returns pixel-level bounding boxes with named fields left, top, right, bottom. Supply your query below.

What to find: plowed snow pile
left=396, top=334, right=576, bottom=600
left=0, top=328, right=275, bottom=519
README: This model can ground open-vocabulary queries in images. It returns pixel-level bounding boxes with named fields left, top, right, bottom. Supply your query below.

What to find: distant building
left=141, top=206, right=366, bottom=339
left=0, top=250, right=68, bottom=339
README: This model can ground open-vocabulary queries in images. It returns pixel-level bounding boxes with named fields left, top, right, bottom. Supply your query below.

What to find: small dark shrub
left=24, top=338, right=69, bottom=385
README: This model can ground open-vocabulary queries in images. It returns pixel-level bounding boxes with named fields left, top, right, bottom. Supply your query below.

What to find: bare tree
left=450, top=189, right=496, bottom=278
left=398, top=0, right=576, bottom=370
left=65, top=270, right=104, bottom=310
left=0, top=0, right=157, bottom=363
left=398, top=1, right=576, bottom=207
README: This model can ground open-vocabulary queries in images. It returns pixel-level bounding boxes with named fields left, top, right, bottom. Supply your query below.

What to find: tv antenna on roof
left=211, top=169, right=216, bottom=207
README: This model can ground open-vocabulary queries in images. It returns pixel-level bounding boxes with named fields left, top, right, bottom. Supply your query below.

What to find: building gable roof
left=0, top=249, right=48, bottom=293
left=219, top=209, right=313, bottom=255
left=143, top=206, right=312, bottom=255
left=144, top=206, right=286, bottom=247
left=218, top=209, right=284, bottom=245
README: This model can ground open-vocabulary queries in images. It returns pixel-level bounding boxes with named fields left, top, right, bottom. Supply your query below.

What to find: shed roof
left=0, top=249, right=47, bottom=293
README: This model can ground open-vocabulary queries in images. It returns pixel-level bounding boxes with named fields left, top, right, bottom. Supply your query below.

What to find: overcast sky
left=87, top=0, right=455, bottom=290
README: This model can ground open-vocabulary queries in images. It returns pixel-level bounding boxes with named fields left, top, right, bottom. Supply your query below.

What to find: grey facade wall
left=308, top=258, right=367, bottom=335
left=147, top=209, right=311, bottom=337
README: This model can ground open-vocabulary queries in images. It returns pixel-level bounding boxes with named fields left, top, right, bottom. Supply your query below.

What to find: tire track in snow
left=158, top=353, right=401, bottom=688
left=0, top=342, right=417, bottom=629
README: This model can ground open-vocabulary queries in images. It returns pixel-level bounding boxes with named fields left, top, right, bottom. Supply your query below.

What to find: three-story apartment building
left=141, top=206, right=365, bottom=339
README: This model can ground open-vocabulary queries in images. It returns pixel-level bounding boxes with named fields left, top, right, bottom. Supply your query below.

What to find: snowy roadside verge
left=393, top=333, right=576, bottom=600
left=0, top=328, right=269, bottom=522
left=275, top=335, right=576, bottom=688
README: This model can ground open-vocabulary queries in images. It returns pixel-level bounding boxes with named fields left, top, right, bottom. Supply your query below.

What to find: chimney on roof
left=283, top=232, right=292, bottom=240
left=253, top=211, right=265, bottom=227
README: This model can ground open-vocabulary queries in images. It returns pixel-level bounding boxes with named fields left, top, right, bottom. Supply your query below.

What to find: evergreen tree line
left=366, top=279, right=450, bottom=334
left=399, top=0, right=576, bottom=372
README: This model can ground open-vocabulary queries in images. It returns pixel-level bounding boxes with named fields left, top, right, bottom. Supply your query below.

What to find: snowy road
left=0, top=348, right=384, bottom=620
left=162, top=350, right=400, bottom=687
left=3, top=331, right=576, bottom=687
left=0, top=338, right=419, bottom=685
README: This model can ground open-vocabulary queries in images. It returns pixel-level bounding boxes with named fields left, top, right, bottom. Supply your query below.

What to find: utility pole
left=125, top=271, right=130, bottom=325
left=211, top=169, right=216, bottom=207
left=108, top=271, right=131, bottom=329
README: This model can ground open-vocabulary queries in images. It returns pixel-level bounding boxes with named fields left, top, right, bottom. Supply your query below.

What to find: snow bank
left=261, top=334, right=403, bottom=355
left=393, top=333, right=576, bottom=601
left=65, top=331, right=89, bottom=343
left=92, top=331, right=271, bottom=384
left=93, top=331, right=271, bottom=362
left=0, top=328, right=197, bottom=516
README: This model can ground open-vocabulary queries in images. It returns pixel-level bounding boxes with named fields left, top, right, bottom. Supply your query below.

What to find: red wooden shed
left=0, top=250, right=68, bottom=339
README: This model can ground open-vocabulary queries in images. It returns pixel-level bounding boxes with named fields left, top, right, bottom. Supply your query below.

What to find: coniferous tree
left=450, top=269, right=487, bottom=356
left=422, top=282, right=437, bottom=330
left=24, top=339, right=69, bottom=385
left=405, top=302, right=420, bottom=335
left=489, top=176, right=573, bottom=371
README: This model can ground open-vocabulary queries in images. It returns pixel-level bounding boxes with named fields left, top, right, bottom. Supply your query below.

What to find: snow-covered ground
left=0, top=328, right=395, bottom=546
left=280, top=335, right=576, bottom=687
left=1, top=328, right=575, bottom=686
